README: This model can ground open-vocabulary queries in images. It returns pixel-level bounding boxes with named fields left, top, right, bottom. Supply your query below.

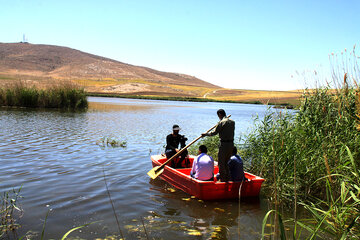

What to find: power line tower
left=22, top=34, right=28, bottom=43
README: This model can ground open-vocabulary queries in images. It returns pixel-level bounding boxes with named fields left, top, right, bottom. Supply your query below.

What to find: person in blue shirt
left=216, top=146, right=245, bottom=182
left=228, top=146, right=246, bottom=181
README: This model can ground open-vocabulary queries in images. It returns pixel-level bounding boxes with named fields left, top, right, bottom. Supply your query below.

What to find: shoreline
left=87, top=93, right=296, bottom=109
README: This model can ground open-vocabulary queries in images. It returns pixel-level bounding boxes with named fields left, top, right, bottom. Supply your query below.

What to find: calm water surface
left=0, top=97, right=277, bottom=239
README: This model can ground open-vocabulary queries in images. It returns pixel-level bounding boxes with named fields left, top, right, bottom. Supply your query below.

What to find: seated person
left=165, top=124, right=189, bottom=168
left=190, top=145, right=214, bottom=181
left=217, top=146, right=246, bottom=181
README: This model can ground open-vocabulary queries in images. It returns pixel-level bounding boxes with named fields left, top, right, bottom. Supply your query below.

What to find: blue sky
left=1, top=0, right=359, bottom=90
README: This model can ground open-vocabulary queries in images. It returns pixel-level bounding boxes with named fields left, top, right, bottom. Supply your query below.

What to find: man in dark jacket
left=165, top=124, right=189, bottom=168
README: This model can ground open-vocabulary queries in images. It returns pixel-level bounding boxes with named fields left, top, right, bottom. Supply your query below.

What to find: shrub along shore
left=0, top=82, right=88, bottom=109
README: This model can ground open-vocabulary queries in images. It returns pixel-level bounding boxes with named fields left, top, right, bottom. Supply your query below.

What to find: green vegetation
left=189, top=135, right=222, bottom=161
left=243, top=85, right=359, bottom=201
left=0, top=81, right=88, bottom=109
left=97, top=137, right=127, bottom=148
left=1, top=187, right=22, bottom=238
left=240, top=47, right=360, bottom=238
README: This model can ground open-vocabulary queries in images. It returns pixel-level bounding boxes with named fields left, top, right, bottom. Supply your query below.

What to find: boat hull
left=151, top=155, right=264, bottom=200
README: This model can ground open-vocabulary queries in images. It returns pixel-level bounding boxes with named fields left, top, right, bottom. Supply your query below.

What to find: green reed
left=247, top=85, right=360, bottom=238
left=260, top=147, right=360, bottom=239
left=0, top=81, right=88, bottom=109
left=243, top=85, right=359, bottom=199
left=245, top=47, right=360, bottom=239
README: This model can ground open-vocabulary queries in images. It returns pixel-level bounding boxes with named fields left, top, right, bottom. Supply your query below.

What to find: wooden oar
left=147, top=115, right=231, bottom=179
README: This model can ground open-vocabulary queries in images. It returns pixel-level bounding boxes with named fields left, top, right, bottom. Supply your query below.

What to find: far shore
left=87, top=92, right=297, bottom=109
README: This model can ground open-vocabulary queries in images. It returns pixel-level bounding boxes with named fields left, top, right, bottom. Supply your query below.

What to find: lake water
left=0, top=97, right=277, bottom=239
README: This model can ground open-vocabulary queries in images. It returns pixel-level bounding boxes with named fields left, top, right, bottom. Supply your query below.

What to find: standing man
left=165, top=124, right=188, bottom=168
left=202, top=109, right=235, bottom=182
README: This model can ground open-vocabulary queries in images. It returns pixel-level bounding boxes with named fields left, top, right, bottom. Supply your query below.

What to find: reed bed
left=0, top=81, right=88, bottom=109
left=242, top=47, right=360, bottom=239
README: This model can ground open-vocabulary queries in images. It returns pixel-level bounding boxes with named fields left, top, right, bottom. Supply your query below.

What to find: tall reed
left=244, top=82, right=359, bottom=197
left=243, top=47, right=360, bottom=238
left=0, top=81, right=88, bottom=109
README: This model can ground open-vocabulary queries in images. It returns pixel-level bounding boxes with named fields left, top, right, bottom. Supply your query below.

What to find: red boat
left=151, top=155, right=265, bottom=200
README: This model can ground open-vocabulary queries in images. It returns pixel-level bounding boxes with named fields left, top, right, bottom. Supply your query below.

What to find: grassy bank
left=240, top=48, right=360, bottom=238
left=0, top=81, right=88, bottom=109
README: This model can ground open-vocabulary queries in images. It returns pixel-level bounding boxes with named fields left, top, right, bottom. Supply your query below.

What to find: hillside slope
left=0, top=42, right=302, bottom=104
left=0, top=42, right=218, bottom=97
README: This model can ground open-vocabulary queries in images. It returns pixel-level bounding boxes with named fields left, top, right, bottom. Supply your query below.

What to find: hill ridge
left=0, top=42, right=218, bottom=89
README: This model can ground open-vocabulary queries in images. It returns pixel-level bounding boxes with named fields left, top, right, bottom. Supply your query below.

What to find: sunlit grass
left=209, top=89, right=302, bottom=106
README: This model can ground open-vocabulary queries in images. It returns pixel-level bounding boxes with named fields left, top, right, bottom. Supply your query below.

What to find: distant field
left=206, top=88, right=302, bottom=106
left=73, top=78, right=302, bottom=105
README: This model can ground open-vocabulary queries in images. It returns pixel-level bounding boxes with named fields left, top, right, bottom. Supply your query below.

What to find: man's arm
left=202, top=122, right=222, bottom=137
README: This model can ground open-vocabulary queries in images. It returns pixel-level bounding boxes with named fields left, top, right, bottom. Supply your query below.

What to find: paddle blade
left=147, top=166, right=164, bottom=179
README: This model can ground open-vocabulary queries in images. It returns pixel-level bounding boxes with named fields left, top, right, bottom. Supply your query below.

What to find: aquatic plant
left=0, top=187, right=22, bottom=238
left=0, top=80, right=88, bottom=109
left=28, top=208, right=98, bottom=240
left=97, top=137, right=127, bottom=148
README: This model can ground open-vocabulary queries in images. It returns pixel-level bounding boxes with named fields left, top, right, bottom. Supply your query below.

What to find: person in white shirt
left=190, top=145, right=214, bottom=181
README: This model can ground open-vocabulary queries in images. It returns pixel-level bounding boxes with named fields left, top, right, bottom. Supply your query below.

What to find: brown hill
left=0, top=42, right=302, bottom=104
left=0, top=42, right=218, bottom=97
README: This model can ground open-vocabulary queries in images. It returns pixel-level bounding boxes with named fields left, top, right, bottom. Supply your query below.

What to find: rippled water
left=0, top=97, right=276, bottom=239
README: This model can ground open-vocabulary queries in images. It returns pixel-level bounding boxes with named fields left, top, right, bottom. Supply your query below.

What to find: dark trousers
left=218, top=142, right=234, bottom=181
left=165, top=149, right=188, bottom=168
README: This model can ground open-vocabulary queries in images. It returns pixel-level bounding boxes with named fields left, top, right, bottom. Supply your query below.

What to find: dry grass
left=208, top=89, right=302, bottom=105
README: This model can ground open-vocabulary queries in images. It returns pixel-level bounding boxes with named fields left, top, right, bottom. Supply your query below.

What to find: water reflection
left=148, top=178, right=264, bottom=239
left=89, top=101, right=160, bottom=112
left=0, top=97, right=276, bottom=239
